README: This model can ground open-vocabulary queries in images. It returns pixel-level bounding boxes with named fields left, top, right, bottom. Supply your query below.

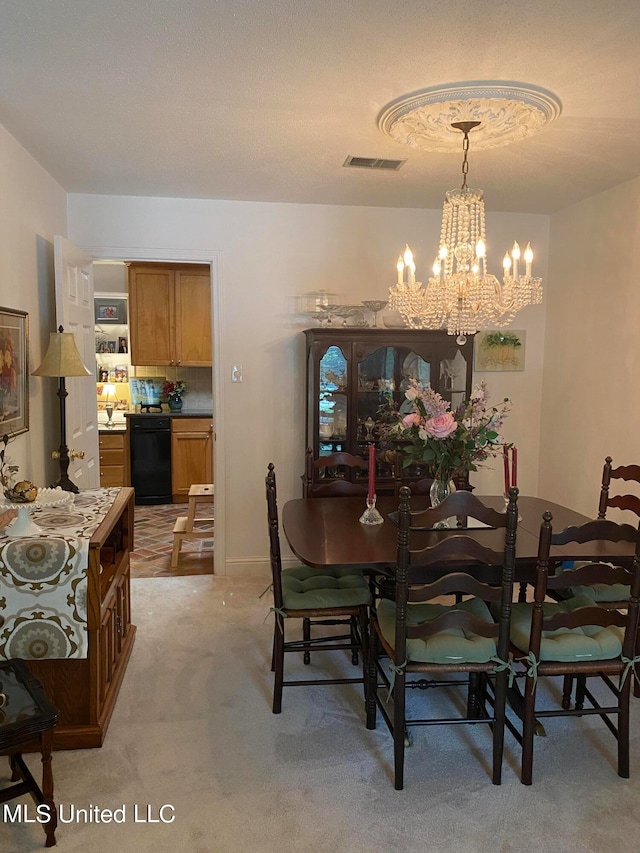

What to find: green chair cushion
left=563, top=561, right=629, bottom=602
left=376, top=597, right=497, bottom=664
left=282, top=565, right=371, bottom=610
left=566, top=583, right=630, bottom=602
left=510, top=595, right=624, bottom=662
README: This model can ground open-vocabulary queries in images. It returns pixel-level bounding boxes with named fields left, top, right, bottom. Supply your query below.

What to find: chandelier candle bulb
left=525, top=243, right=533, bottom=277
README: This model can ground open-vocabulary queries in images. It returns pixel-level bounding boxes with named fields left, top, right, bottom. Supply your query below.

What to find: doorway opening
left=86, top=246, right=224, bottom=575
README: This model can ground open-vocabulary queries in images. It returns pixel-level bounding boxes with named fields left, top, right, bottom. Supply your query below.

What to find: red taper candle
left=503, top=445, right=510, bottom=494
left=368, top=443, right=376, bottom=501
left=512, top=446, right=518, bottom=489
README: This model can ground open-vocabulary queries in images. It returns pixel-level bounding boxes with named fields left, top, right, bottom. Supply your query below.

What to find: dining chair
left=598, top=456, right=640, bottom=519
left=302, top=447, right=369, bottom=497
left=366, top=486, right=519, bottom=790
left=509, top=512, right=640, bottom=785
left=265, top=463, right=371, bottom=713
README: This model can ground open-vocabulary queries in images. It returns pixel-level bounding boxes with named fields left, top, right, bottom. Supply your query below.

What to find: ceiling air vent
left=343, top=155, right=406, bottom=171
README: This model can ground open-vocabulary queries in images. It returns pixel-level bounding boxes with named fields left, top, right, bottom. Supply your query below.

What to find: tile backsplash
left=130, top=365, right=213, bottom=412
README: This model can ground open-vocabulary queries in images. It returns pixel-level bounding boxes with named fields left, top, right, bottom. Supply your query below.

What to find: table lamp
left=32, top=325, right=92, bottom=493
left=103, top=383, right=117, bottom=428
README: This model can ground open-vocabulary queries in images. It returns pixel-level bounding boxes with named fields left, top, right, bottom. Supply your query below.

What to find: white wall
left=0, top=126, right=67, bottom=486
left=68, top=194, right=549, bottom=574
left=540, top=176, right=640, bottom=517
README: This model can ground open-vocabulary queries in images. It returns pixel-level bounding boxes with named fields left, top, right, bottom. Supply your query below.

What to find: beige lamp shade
left=32, top=329, right=92, bottom=378
left=102, top=383, right=117, bottom=401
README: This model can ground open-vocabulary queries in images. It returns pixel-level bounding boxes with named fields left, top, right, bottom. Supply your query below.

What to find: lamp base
left=52, top=442, right=79, bottom=493
left=51, top=474, right=79, bottom=494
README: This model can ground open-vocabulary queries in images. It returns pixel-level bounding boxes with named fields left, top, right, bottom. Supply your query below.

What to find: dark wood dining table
left=282, top=494, right=637, bottom=580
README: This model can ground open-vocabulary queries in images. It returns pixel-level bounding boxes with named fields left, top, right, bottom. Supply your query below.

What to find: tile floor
left=130, top=502, right=214, bottom=578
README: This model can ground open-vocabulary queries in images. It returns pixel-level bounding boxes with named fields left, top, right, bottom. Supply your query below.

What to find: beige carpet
left=3, top=576, right=640, bottom=852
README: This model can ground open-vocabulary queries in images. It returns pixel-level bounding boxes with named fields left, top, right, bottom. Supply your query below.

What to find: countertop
left=98, top=411, right=213, bottom=433
left=124, top=411, right=213, bottom=419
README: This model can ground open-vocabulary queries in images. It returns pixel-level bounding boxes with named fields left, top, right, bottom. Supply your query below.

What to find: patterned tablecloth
left=0, top=488, right=121, bottom=661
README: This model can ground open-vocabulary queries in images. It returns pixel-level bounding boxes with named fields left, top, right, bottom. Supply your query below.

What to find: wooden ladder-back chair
left=366, top=486, right=519, bottom=790
left=599, top=456, right=640, bottom=519
left=509, top=513, right=640, bottom=784
left=302, top=447, right=369, bottom=498
left=265, top=463, right=371, bottom=713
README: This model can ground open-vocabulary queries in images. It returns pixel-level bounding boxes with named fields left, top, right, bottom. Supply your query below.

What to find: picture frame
left=0, top=306, right=29, bottom=437
left=94, top=297, right=127, bottom=324
left=474, top=330, right=526, bottom=372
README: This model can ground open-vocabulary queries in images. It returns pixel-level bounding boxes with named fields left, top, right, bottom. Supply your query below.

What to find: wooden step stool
left=171, top=484, right=214, bottom=568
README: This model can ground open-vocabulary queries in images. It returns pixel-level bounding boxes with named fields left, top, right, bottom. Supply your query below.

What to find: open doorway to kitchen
left=88, top=247, right=224, bottom=577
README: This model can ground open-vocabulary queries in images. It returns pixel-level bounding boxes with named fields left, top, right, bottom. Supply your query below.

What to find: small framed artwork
left=0, top=307, right=29, bottom=437
left=94, top=297, right=127, bottom=324
left=106, top=340, right=116, bottom=353
left=474, top=330, right=526, bottom=372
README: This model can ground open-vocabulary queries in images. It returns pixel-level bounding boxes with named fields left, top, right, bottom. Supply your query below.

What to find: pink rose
left=402, top=412, right=421, bottom=429
left=423, top=413, right=458, bottom=439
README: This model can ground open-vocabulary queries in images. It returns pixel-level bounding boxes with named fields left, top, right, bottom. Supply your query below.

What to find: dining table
left=282, top=494, right=637, bottom=581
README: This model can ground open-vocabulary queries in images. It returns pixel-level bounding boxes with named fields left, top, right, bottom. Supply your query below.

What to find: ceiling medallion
left=378, top=81, right=562, bottom=152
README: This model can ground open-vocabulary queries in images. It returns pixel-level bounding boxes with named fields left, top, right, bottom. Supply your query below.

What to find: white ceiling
left=1, top=0, right=640, bottom=214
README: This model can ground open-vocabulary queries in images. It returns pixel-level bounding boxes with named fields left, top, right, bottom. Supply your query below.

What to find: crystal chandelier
left=389, top=121, right=542, bottom=341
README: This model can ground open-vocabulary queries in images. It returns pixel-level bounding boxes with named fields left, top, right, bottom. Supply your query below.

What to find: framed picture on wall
left=474, top=330, right=526, bottom=372
left=94, top=297, right=127, bottom=324
left=0, top=307, right=29, bottom=437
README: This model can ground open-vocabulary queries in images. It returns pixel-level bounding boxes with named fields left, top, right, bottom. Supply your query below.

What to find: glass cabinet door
left=355, top=345, right=432, bottom=478
left=317, top=345, right=348, bottom=455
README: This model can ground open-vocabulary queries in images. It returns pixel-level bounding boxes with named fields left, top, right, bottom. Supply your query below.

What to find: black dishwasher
left=129, top=416, right=172, bottom=504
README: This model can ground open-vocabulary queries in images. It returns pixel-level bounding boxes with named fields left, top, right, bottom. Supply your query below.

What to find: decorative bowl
left=3, top=481, right=38, bottom=503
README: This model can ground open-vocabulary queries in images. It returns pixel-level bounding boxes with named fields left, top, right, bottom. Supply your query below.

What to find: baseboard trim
left=220, top=556, right=298, bottom=577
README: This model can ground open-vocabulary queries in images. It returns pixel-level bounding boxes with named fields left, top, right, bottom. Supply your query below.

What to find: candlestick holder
left=360, top=494, right=384, bottom=525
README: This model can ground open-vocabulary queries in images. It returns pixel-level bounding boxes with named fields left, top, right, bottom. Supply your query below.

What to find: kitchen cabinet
left=99, top=432, right=127, bottom=487
left=171, top=417, right=214, bottom=502
left=304, top=327, right=474, bottom=494
left=128, top=263, right=212, bottom=367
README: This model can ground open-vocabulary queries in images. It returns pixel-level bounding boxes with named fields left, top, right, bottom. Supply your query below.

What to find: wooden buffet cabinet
left=25, top=488, right=136, bottom=750
left=128, top=263, right=212, bottom=367
left=171, top=417, right=214, bottom=502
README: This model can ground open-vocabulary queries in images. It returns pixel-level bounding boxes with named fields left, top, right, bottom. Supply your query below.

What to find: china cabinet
left=304, top=328, right=474, bottom=494
left=128, top=263, right=212, bottom=367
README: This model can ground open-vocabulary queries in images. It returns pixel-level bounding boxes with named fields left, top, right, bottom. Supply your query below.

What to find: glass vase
left=429, top=477, right=457, bottom=528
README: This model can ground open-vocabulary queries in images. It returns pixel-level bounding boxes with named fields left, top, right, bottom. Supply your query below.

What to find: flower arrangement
left=162, top=380, right=187, bottom=397
left=390, top=379, right=511, bottom=482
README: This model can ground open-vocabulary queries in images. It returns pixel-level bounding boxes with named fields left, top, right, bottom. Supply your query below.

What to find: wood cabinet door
left=174, top=269, right=212, bottom=366
left=171, top=419, right=214, bottom=500
left=129, top=266, right=174, bottom=365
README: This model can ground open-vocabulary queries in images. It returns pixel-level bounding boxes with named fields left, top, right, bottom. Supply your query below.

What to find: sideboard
left=0, top=487, right=136, bottom=750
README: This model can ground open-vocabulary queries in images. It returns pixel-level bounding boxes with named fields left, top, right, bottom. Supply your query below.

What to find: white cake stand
left=1, top=488, right=73, bottom=537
